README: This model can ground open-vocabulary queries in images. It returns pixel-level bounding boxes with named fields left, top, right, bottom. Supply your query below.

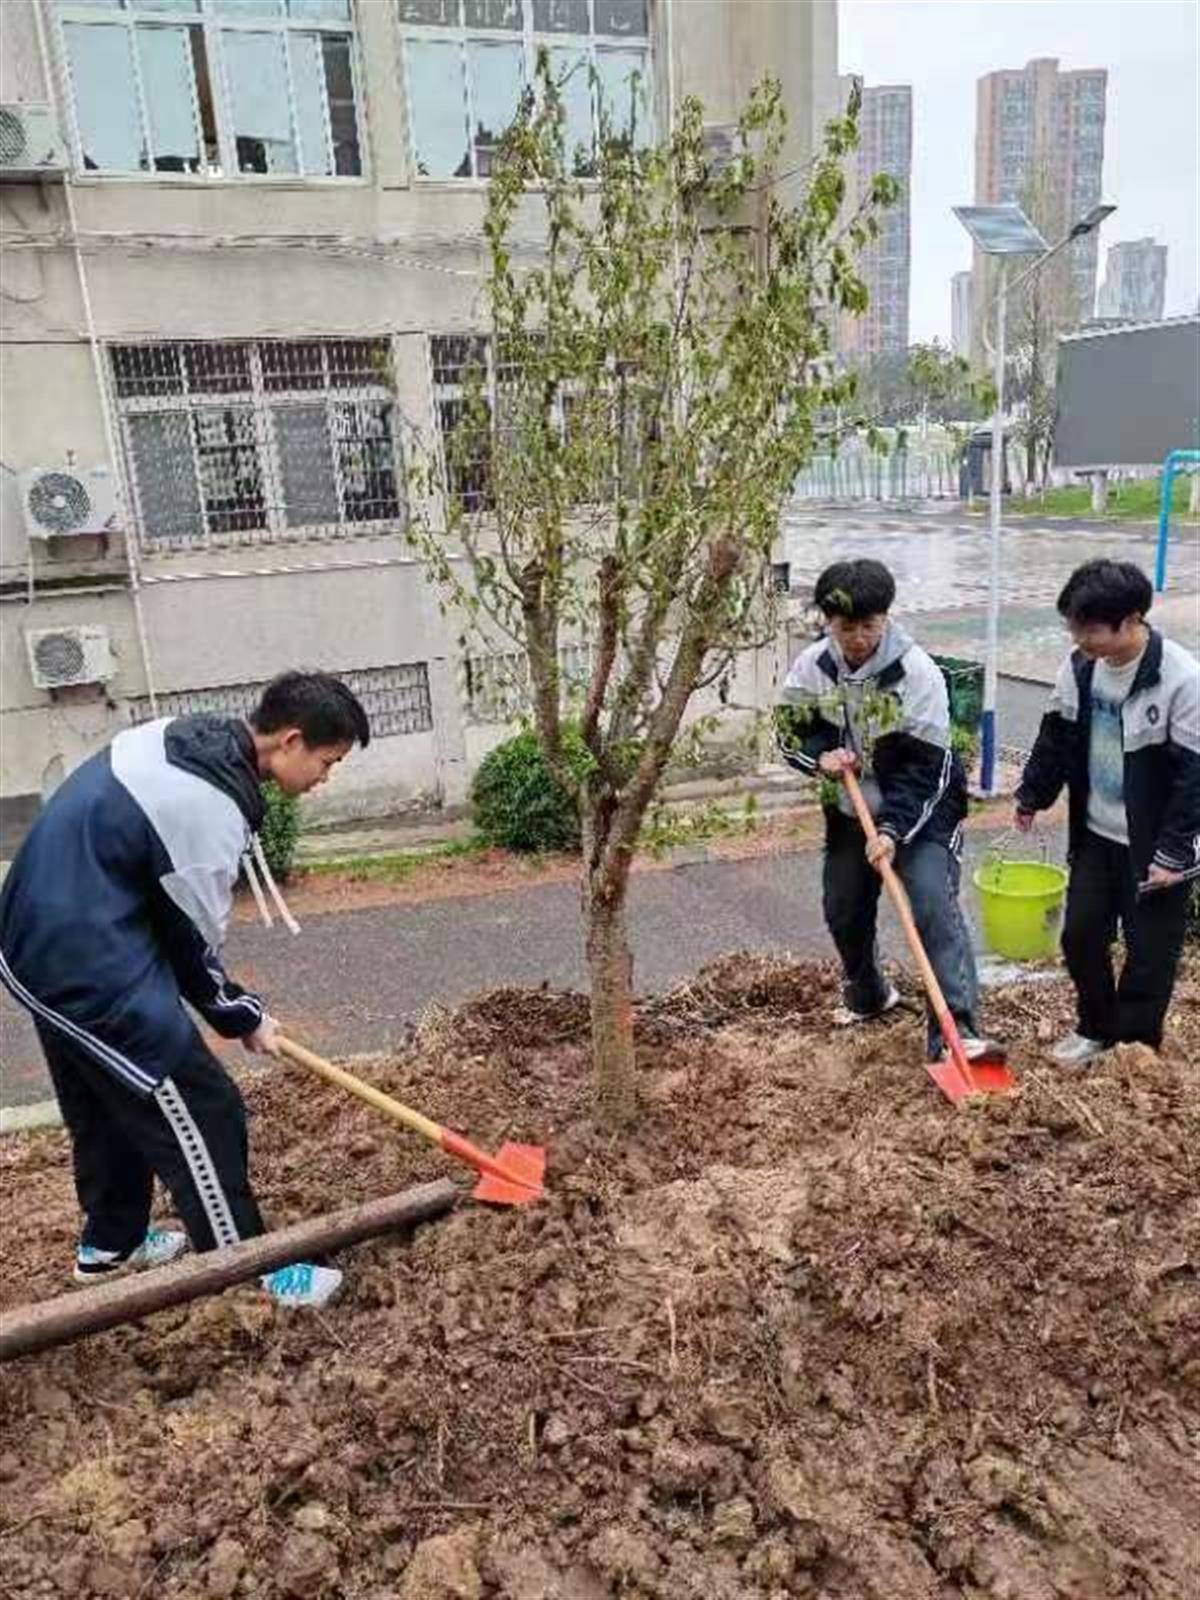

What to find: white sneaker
left=1050, top=1032, right=1111, bottom=1068
left=961, top=1036, right=1007, bottom=1062
left=833, top=982, right=901, bottom=1028
left=74, top=1227, right=187, bottom=1283
left=261, top=1263, right=343, bottom=1309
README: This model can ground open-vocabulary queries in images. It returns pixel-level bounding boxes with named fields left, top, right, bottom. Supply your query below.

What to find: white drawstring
left=242, top=848, right=273, bottom=928
left=252, top=835, right=301, bottom=936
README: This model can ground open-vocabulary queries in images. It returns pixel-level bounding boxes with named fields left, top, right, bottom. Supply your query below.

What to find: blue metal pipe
left=1156, top=449, right=1200, bottom=593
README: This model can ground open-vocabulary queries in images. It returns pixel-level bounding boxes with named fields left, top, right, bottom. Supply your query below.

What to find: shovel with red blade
left=841, top=770, right=1017, bottom=1105
left=277, top=1035, right=545, bottom=1205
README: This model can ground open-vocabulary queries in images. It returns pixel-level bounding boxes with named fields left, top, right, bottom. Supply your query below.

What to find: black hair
left=251, top=671, right=371, bottom=750
left=813, top=558, right=896, bottom=621
left=1056, top=560, right=1153, bottom=629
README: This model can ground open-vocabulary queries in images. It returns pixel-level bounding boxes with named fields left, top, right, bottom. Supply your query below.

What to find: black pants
left=824, top=810, right=979, bottom=1058
left=37, top=1021, right=265, bottom=1255
left=1062, top=831, right=1190, bottom=1049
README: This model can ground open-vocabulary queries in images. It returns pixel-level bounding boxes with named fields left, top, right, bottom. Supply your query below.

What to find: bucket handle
left=984, top=825, right=1049, bottom=872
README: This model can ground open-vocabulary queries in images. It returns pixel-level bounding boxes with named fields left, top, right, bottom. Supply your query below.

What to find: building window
left=398, top=0, right=651, bottom=180
left=129, top=662, right=434, bottom=737
left=58, top=0, right=363, bottom=178
left=464, top=641, right=593, bottom=722
left=429, top=333, right=652, bottom=512
left=112, top=338, right=402, bottom=547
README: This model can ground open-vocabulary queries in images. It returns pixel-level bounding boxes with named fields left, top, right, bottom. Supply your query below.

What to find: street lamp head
left=1069, top=203, right=1116, bottom=239
left=953, top=203, right=1049, bottom=256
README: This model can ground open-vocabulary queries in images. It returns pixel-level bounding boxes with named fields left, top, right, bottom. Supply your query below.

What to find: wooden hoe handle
left=839, top=768, right=960, bottom=1049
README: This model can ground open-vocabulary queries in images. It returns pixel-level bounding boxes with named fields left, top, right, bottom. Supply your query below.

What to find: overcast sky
left=839, top=0, right=1200, bottom=344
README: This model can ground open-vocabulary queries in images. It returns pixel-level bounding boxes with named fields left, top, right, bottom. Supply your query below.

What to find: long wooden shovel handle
left=840, top=769, right=967, bottom=1063
left=276, top=1035, right=444, bottom=1146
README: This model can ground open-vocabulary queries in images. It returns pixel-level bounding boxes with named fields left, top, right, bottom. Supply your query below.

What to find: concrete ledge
left=1, top=1100, right=62, bottom=1135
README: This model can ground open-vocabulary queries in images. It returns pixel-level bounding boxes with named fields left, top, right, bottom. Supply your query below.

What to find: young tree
left=405, top=63, right=896, bottom=1124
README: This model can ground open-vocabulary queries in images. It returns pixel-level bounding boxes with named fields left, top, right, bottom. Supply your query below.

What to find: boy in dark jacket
left=778, top=559, right=1001, bottom=1063
left=1015, top=560, right=1200, bottom=1065
left=0, top=671, right=369, bottom=1305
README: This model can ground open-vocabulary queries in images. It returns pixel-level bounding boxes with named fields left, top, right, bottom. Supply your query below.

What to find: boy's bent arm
left=777, top=651, right=842, bottom=774
left=1151, top=668, right=1200, bottom=872
left=1015, top=657, right=1077, bottom=815
left=874, top=651, right=953, bottom=843
left=874, top=731, right=952, bottom=843
left=152, top=891, right=266, bottom=1039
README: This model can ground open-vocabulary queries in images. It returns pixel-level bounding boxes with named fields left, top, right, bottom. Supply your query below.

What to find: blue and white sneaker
left=260, top=1263, right=343, bottom=1309
left=74, top=1227, right=188, bottom=1283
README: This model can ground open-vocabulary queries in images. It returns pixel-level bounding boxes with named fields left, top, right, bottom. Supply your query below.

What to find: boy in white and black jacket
left=1016, top=560, right=1200, bottom=1065
left=0, top=672, right=369, bottom=1305
left=778, top=559, right=1002, bottom=1064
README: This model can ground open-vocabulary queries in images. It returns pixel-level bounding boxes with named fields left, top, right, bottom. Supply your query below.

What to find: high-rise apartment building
left=1098, top=240, right=1168, bottom=321
left=838, top=78, right=912, bottom=358
left=972, top=57, right=1107, bottom=355
left=951, top=271, right=973, bottom=358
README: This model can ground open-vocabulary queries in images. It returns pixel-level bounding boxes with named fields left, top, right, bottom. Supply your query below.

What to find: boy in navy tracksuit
left=1016, top=560, right=1200, bottom=1064
left=0, top=672, right=369, bottom=1306
left=778, top=558, right=1001, bottom=1064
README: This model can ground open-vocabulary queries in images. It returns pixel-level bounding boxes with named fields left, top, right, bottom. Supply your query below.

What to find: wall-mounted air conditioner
left=0, top=105, right=67, bottom=181
left=20, top=467, right=118, bottom=541
left=25, top=626, right=116, bottom=691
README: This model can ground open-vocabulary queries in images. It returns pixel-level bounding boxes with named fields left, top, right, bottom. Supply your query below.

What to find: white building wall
left=1, top=0, right=836, bottom=841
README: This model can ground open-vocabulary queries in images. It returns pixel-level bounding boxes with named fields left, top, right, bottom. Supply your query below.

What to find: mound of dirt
left=2, top=955, right=1198, bottom=1600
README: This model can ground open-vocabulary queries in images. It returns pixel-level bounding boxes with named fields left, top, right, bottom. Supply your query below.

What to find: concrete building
left=971, top=57, right=1107, bottom=360
left=950, top=269, right=972, bottom=359
left=838, top=77, right=912, bottom=358
left=0, top=0, right=838, bottom=845
left=1098, top=238, right=1168, bottom=322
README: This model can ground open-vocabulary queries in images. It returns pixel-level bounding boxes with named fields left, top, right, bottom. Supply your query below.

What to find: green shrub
left=1187, top=882, right=1200, bottom=944
left=471, top=724, right=592, bottom=853
left=258, top=780, right=301, bottom=881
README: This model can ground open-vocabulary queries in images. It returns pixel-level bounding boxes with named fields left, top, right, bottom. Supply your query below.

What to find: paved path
left=1, top=826, right=1063, bottom=1117
left=784, top=503, right=1200, bottom=685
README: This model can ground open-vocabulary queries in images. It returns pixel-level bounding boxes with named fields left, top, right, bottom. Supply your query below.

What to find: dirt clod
left=400, top=1529, right=482, bottom=1600
left=206, top=1538, right=247, bottom=1599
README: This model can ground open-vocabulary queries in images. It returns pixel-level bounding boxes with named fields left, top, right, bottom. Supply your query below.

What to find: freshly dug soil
left=1, top=956, right=1198, bottom=1600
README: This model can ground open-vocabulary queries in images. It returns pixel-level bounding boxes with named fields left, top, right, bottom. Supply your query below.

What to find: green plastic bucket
left=974, top=857, right=1069, bottom=961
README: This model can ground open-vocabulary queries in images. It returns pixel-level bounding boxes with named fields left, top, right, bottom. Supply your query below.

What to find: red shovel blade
left=471, top=1142, right=546, bottom=1207
left=926, top=1058, right=978, bottom=1104
left=964, top=1056, right=1019, bottom=1094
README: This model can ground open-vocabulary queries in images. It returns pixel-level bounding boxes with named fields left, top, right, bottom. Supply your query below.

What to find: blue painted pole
left=1156, top=450, right=1200, bottom=594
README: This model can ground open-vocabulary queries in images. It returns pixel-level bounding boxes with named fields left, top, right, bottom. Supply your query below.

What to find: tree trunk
left=586, top=887, right=637, bottom=1127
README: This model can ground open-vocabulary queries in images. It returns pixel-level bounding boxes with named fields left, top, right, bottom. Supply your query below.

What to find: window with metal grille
left=129, top=662, right=434, bottom=737
left=58, top=0, right=363, bottom=179
left=398, top=0, right=651, bottom=181
left=112, top=338, right=402, bottom=547
left=429, top=333, right=654, bottom=512
left=463, top=641, right=593, bottom=722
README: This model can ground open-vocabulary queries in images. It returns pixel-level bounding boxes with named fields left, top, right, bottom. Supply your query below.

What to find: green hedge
left=258, top=780, right=301, bottom=881
left=471, top=725, right=592, bottom=853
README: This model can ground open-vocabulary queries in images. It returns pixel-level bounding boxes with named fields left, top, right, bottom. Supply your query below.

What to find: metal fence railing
left=793, top=447, right=958, bottom=503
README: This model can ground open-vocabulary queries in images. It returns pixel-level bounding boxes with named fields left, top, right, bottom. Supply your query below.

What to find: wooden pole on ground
left=0, top=1179, right=457, bottom=1364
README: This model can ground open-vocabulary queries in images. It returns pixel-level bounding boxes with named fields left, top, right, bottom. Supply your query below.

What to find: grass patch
left=301, top=836, right=488, bottom=883
left=638, top=797, right=760, bottom=858
left=999, top=476, right=1197, bottom=522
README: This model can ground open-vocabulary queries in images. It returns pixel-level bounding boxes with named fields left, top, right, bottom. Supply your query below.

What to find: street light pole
left=981, top=260, right=1007, bottom=794
left=954, top=200, right=1114, bottom=797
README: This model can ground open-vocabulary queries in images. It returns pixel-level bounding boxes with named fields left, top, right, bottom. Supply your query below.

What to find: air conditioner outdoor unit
left=20, top=466, right=118, bottom=540
left=25, top=626, right=116, bottom=691
left=0, top=105, right=67, bottom=181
